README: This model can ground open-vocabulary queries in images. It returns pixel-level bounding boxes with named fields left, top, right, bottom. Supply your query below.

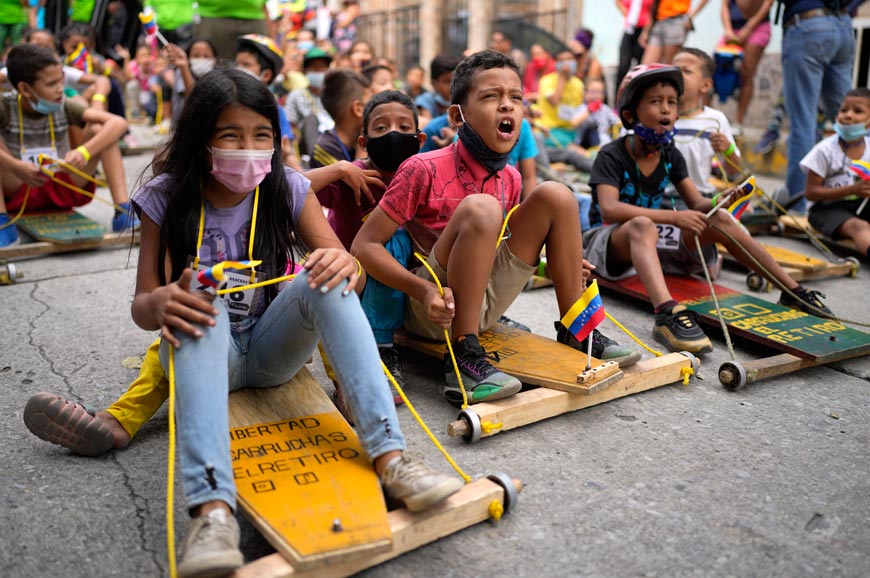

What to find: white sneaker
left=178, top=509, right=244, bottom=578
left=731, top=123, right=743, bottom=137
left=380, top=455, right=464, bottom=512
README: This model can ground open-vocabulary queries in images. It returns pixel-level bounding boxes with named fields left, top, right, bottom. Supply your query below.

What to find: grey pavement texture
left=1, top=156, right=868, bottom=578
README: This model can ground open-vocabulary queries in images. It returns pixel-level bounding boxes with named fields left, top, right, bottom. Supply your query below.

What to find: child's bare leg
left=837, top=217, right=870, bottom=255
left=431, top=195, right=502, bottom=336
left=608, top=216, right=674, bottom=307
left=506, top=181, right=584, bottom=314
left=703, top=211, right=799, bottom=290
left=98, top=141, right=130, bottom=206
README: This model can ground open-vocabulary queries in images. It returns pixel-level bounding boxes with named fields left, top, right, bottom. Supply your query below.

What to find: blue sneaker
left=0, top=213, right=19, bottom=247
left=112, top=202, right=140, bottom=232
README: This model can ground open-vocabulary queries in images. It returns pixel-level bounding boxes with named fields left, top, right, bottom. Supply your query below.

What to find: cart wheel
left=458, top=408, right=482, bottom=444
left=746, top=272, right=764, bottom=292
left=846, top=257, right=860, bottom=278
left=719, top=360, right=747, bottom=391
left=487, top=472, right=518, bottom=514
left=678, top=351, right=700, bottom=375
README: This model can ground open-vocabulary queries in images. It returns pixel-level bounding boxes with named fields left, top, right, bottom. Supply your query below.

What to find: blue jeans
left=782, top=14, right=855, bottom=212
left=360, top=229, right=411, bottom=345
left=159, top=270, right=405, bottom=511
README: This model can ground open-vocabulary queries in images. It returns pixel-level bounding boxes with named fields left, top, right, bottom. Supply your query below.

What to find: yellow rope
left=603, top=311, right=663, bottom=357
left=413, top=252, right=469, bottom=409
left=496, top=204, right=519, bottom=249
left=167, top=346, right=178, bottom=578
left=680, top=366, right=694, bottom=385
left=155, top=87, right=163, bottom=126
left=488, top=499, right=504, bottom=521
left=215, top=273, right=296, bottom=295
left=0, top=185, right=30, bottom=230
left=40, top=154, right=108, bottom=187
left=481, top=421, right=503, bottom=434
left=381, top=360, right=472, bottom=484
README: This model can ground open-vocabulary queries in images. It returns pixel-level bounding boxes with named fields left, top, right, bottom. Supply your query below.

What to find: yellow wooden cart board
left=228, top=368, right=391, bottom=571
left=396, top=322, right=623, bottom=395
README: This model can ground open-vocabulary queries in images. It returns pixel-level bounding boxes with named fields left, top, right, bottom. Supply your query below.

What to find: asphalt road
left=1, top=152, right=868, bottom=578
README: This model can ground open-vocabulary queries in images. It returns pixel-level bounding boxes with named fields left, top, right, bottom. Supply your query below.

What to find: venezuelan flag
left=849, top=159, right=870, bottom=181
left=727, top=176, right=757, bottom=220
left=66, top=43, right=92, bottom=74
left=139, top=8, right=158, bottom=36
left=560, top=280, right=605, bottom=343
left=197, top=260, right=261, bottom=288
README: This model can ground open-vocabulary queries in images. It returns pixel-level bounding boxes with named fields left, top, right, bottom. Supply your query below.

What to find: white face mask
left=306, top=71, right=325, bottom=89
left=236, top=66, right=263, bottom=82
left=208, top=147, right=274, bottom=194
left=190, top=58, right=216, bottom=78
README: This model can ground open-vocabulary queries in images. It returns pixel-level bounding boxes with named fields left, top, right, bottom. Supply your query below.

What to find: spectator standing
left=641, top=0, right=710, bottom=64
left=193, top=0, right=268, bottom=60
left=780, top=0, right=856, bottom=213
left=0, top=0, right=28, bottom=50
left=616, top=0, right=655, bottom=88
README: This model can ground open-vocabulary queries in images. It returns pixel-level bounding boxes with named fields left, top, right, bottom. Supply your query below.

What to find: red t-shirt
left=316, top=159, right=392, bottom=250
left=378, top=140, right=522, bottom=253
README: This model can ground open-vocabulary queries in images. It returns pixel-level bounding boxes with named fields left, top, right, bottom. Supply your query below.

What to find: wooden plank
left=447, top=353, right=694, bottom=439
left=232, top=477, right=522, bottom=578
left=228, top=369, right=392, bottom=571
left=16, top=211, right=105, bottom=243
left=778, top=215, right=858, bottom=252
left=596, top=274, right=870, bottom=362
left=0, top=230, right=140, bottom=259
left=395, top=323, right=622, bottom=395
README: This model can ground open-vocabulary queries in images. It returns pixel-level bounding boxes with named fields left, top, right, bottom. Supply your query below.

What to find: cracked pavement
left=1, top=154, right=868, bottom=578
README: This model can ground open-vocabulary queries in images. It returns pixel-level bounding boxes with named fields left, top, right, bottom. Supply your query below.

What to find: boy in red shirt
left=354, top=50, right=639, bottom=406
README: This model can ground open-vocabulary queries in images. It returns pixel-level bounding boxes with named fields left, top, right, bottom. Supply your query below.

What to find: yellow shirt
left=536, top=72, right=585, bottom=131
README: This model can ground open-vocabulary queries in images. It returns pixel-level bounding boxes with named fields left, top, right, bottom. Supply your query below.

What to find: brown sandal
left=24, top=392, right=114, bottom=456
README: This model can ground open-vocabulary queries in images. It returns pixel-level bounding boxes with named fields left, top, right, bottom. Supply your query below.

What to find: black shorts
left=808, top=199, right=868, bottom=238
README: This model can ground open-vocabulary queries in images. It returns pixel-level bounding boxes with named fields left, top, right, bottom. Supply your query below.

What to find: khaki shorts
left=648, top=15, right=689, bottom=47
left=404, top=242, right=535, bottom=340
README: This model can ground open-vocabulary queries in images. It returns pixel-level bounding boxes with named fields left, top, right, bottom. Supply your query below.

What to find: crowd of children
left=11, top=3, right=870, bottom=577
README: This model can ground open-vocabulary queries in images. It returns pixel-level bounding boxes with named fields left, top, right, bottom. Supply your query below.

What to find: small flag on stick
left=560, top=280, right=605, bottom=345
left=849, top=159, right=870, bottom=181
left=197, top=260, right=261, bottom=288
left=139, top=7, right=169, bottom=46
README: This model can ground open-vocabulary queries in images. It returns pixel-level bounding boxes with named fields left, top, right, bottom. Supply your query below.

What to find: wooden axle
left=449, top=352, right=697, bottom=440
left=231, top=476, right=523, bottom=578
left=719, top=354, right=820, bottom=390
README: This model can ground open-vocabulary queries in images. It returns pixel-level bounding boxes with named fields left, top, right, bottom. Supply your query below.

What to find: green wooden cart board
left=16, top=211, right=105, bottom=244
left=596, top=274, right=870, bottom=362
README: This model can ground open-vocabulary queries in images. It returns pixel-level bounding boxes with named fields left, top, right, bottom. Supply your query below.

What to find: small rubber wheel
left=846, top=256, right=860, bottom=278
left=487, top=472, right=518, bottom=514
left=719, top=360, right=747, bottom=391
left=678, top=351, right=700, bottom=374
left=746, top=272, right=764, bottom=292
left=458, top=408, right=482, bottom=444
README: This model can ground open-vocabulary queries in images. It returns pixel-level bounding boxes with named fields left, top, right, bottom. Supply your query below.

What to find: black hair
left=845, top=87, right=870, bottom=102
left=362, top=64, right=391, bottom=80
left=429, top=54, right=459, bottom=81
left=59, top=22, right=94, bottom=50
left=187, top=38, right=218, bottom=59
left=362, top=90, right=418, bottom=135
left=236, top=45, right=274, bottom=76
left=7, top=44, right=60, bottom=86
left=321, top=68, right=370, bottom=122
left=450, top=49, right=520, bottom=106
left=149, top=69, right=300, bottom=298
left=492, top=30, right=512, bottom=44
left=677, top=47, right=715, bottom=79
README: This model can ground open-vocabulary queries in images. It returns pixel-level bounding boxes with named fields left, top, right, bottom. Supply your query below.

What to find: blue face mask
left=434, top=92, right=451, bottom=107
left=30, top=92, right=63, bottom=115
left=297, top=40, right=314, bottom=52
left=834, top=121, right=868, bottom=143
left=633, top=123, right=676, bottom=147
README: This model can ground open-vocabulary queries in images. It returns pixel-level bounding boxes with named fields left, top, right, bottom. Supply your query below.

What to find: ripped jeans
left=159, top=270, right=405, bottom=511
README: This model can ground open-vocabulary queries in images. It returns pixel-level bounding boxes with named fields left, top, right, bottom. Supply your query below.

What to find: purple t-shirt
left=132, top=166, right=311, bottom=331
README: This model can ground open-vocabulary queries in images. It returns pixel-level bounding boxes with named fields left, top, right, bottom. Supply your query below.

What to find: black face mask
left=456, top=107, right=511, bottom=173
left=365, top=130, right=420, bottom=172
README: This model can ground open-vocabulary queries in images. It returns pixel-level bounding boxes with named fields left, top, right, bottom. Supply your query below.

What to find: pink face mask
left=209, top=147, right=274, bottom=194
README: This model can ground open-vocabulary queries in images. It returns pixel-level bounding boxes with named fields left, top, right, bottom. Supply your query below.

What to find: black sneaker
left=779, top=286, right=834, bottom=318
left=443, top=335, right=522, bottom=406
left=554, top=323, right=642, bottom=367
left=379, top=346, right=406, bottom=405
left=653, top=304, right=713, bottom=355
left=497, top=314, right=531, bottom=332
